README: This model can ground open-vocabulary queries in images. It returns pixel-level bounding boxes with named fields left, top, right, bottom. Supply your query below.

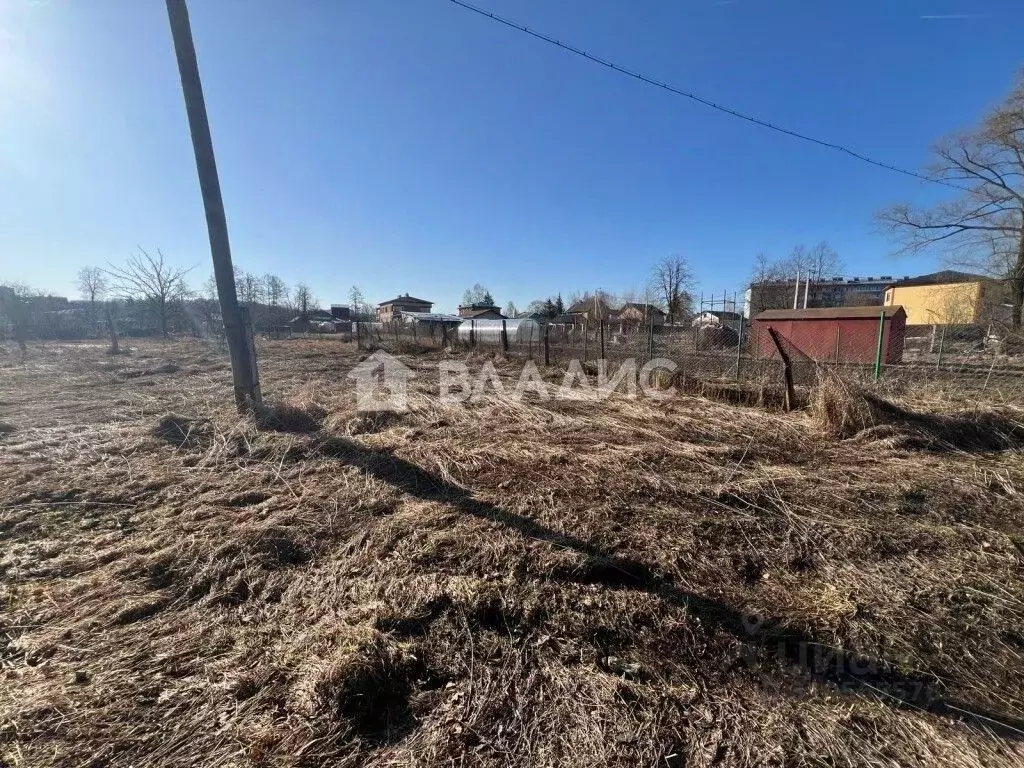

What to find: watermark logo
left=347, top=356, right=679, bottom=412
left=735, top=612, right=936, bottom=705
left=347, top=350, right=414, bottom=411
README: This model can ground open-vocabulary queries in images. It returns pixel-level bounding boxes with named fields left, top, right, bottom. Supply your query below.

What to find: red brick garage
left=752, top=306, right=907, bottom=364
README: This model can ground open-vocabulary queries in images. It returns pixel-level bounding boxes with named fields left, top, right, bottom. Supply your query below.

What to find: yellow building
left=883, top=271, right=1005, bottom=326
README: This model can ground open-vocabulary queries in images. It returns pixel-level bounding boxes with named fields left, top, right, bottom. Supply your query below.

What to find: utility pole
left=165, top=0, right=261, bottom=412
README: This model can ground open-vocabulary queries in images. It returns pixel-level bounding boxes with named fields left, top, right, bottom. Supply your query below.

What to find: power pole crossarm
left=165, top=0, right=261, bottom=412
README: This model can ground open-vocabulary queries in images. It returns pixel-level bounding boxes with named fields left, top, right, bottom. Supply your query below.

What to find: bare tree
left=746, top=244, right=844, bottom=314
left=105, top=249, right=193, bottom=337
left=236, top=271, right=263, bottom=305
left=293, top=283, right=317, bottom=319
left=650, top=254, right=695, bottom=325
left=462, top=283, right=495, bottom=306
left=749, top=252, right=780, bottom=285
left=503, top=300, right=518, bottom=318
left=752, top=242, right=843, bottom=284
left=349, top=285, right=366, bottom=319
left=203, top=272, right=218, bottom=301
left=263, top=274, right=288, bottom=325
left=792, top=241, right=844, bottom=282
left=77, top=267, right=108, bottom=335
left=746, top=253, right=793, bottom=315
left=77, top=267, right=108, bottom=305
left=879, top=72, right=1024, bottom=326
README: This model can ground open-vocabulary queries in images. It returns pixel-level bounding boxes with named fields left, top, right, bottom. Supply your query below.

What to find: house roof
left=889, top=270, right=992, bottom=288
left=620, top=302, right=666, bottom=315
left=288, top=312, right=336, bottom=324
left=754, top=306, right=906, bottom=321
left=567, top=298, right=613, bottom=314
left=700, top=310, right=741, bottom=319
left=378, top=295, right=433, bottom=307
left=752, top=275, right=896, bottom=287
left=461, top=308, right=507, bottom=318
left=458, top=302, right=499, bottom=311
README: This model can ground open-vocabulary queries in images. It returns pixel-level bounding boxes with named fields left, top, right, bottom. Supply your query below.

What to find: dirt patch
left=344, top=411, right=404, bottom=435
left=153, top=414, right=214, bottom=450
left=256, top=401, right=326, bottom=433
left=120, top=362, right=180, bottom=379
left=296, top=629, right=422, bottom=738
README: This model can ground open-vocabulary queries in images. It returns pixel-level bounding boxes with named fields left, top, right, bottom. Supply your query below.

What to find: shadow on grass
left=315, top=434, right=1024, bottom=740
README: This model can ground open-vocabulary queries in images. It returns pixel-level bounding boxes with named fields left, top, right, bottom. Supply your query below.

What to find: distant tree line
left=497, top=254, right=697, bottom=323
left=748, top=241, right=844, bottom=286
left=0, top=247, right=332, bottom=342
left=4, top=249, right=704, bottom=342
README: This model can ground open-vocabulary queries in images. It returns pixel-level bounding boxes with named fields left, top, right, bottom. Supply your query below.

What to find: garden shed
left=752, top=306, right=907, bottom=364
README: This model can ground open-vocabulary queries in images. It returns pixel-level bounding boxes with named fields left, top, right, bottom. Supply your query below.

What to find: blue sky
left=1, top=0, right=1022, bottom=314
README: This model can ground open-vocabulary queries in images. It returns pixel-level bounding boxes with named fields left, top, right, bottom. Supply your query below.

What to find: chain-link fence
left=355, top=302, right=1024, bottom=402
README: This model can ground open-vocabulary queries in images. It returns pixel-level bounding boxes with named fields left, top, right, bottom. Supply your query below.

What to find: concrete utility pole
left=165, top=0, right=261, bottom=411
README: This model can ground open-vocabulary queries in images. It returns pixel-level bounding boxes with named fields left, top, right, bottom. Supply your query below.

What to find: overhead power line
left=447, top=0, right=961, bottom=190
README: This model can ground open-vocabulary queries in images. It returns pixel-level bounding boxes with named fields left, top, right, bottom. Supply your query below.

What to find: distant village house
left=882, top=270, right=1008, bottom=327
left=377, top=294, right=433, bottom=322
left=615, top=302, right=666, bottom=332
left=458, top=301, right=506, bottom=319
left=692, top=309, right=742, bottom=332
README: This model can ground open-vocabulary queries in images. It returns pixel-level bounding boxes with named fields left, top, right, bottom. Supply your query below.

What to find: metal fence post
left=735, top=318, right=743, bottom=380
left=105, top=305, right=120, bottom=355
left=873, top=310, right=885, bottom=381
left=600, top=319, right=605, bottom=361
left=647, top=310, right=654, bottom=364
left=544, top=323, right=550, bottom=366
left=501, top=319, right=509, bottom=354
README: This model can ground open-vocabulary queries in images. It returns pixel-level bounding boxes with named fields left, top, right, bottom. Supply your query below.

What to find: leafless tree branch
left=878, top=71, right=1024, bottom=326
left=105, top=248, right=194, bottom=336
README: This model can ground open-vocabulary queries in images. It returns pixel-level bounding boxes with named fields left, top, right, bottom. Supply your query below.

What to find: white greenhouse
left=456, top=318, right=544, bottom=344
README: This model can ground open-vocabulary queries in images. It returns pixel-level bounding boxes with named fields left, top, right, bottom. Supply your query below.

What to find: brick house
left=377, top=294, right=433, bottom=322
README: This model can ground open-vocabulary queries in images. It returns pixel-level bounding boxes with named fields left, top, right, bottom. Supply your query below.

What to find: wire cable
left=448, top=0, right=963, bottom=190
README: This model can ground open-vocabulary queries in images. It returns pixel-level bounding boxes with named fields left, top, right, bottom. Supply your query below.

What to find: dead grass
left=814, top=373, right=1024, bottom=451
left=1, top=338, right=1024, bottom=767
left=812, top=374, right=900, bottom=437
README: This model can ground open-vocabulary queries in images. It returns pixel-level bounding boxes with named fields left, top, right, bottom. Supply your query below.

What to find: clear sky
left=1, top=0, right=1022, bottom=314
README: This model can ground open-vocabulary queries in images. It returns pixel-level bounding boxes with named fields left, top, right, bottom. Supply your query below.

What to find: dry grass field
left=2, top=338, right=1024, bottom=767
